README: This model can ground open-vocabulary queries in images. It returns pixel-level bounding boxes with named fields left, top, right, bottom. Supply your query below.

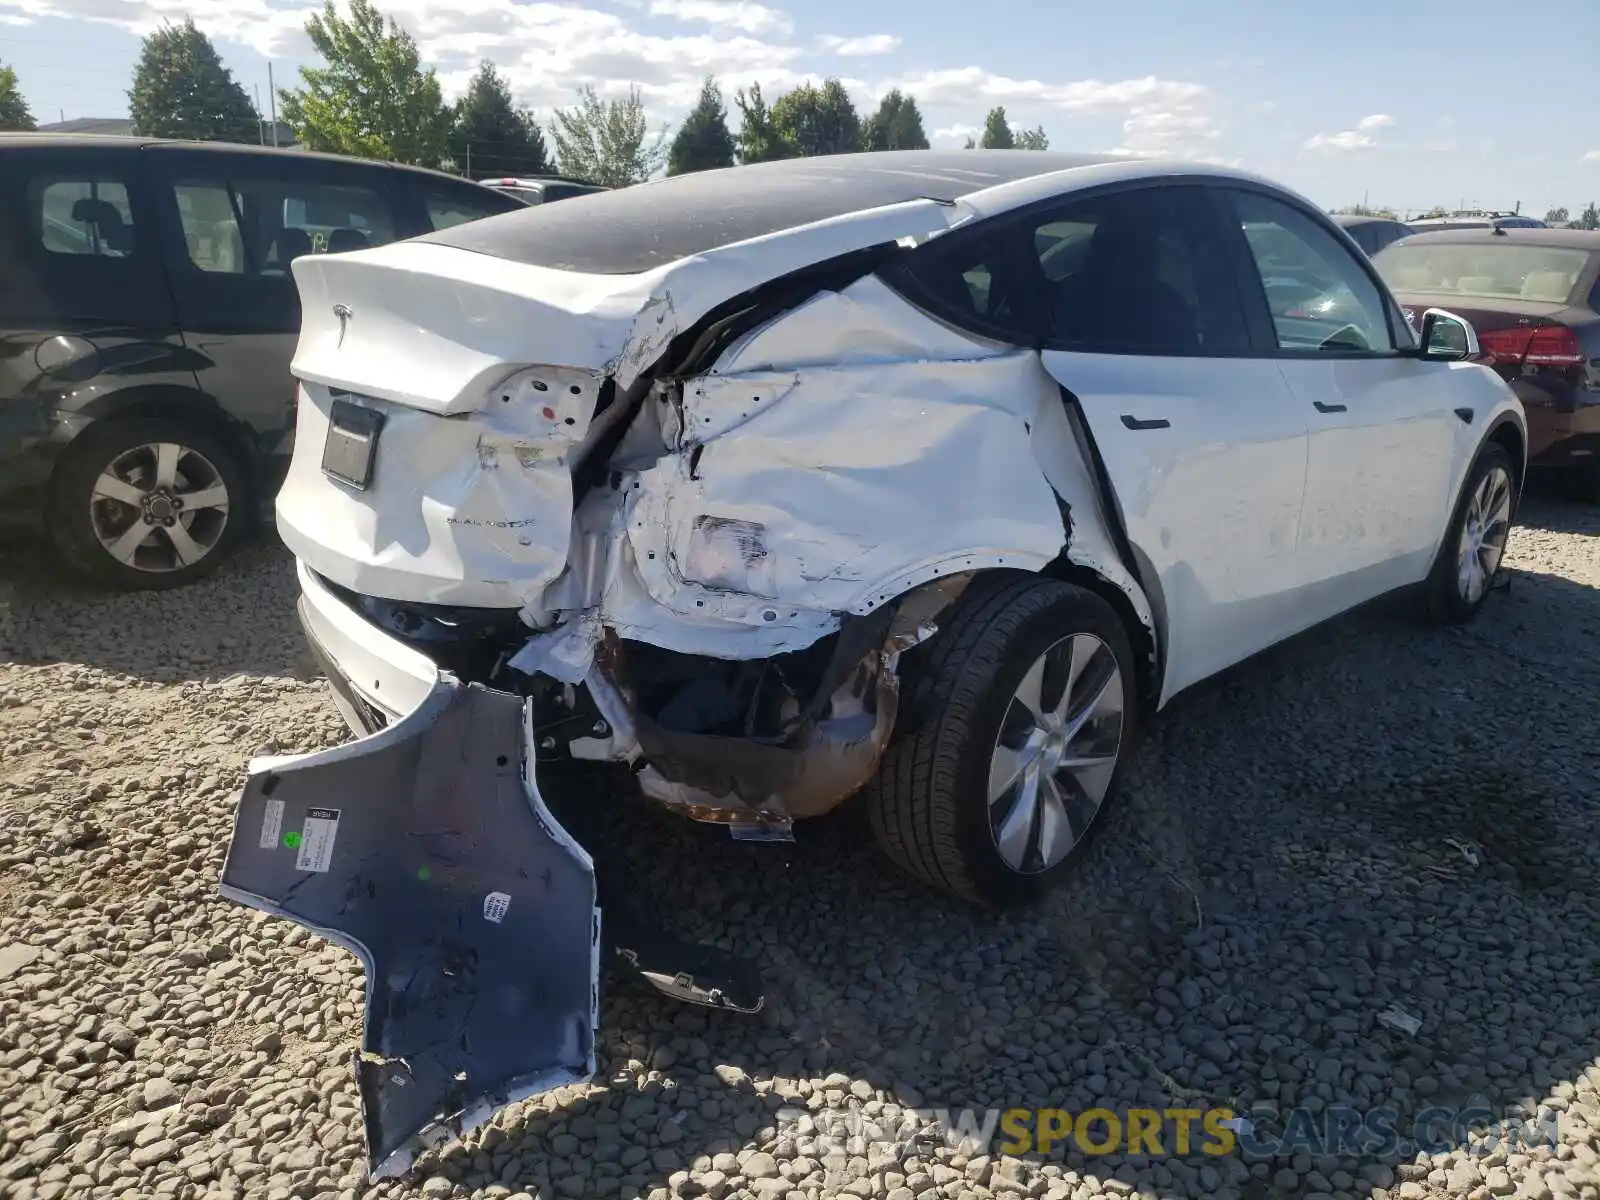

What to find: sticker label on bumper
left=295, top=807, right=341, bottom=873
left=483, top=892, right=512, bottom=923
left=259, top=798, right=285, bottom=850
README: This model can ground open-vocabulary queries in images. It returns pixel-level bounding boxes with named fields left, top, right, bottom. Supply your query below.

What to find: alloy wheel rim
left=87, top=442, right=231, bottom=573
left=987, top=632, right=1126, bottom=875
left=1456, top=465, right=1512, bottom=605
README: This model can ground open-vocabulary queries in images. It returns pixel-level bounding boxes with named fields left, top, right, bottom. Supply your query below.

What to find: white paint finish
left=289, top=197, right=963, bottom=410
left=293, top=558, right=440, bottom=729
left=708, top=274, right=1003, bottom=376
left=277, top=376, right=598, bottom=608
left=628, top=349, right=1069, bottom=621
left=1284, top=355, right=1461, bottom=609
left=1041, top=350, right=1311, bottom=704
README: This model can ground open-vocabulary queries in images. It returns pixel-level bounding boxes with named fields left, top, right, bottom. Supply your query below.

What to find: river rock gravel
left=0, top=493, right=1596, bottom=1200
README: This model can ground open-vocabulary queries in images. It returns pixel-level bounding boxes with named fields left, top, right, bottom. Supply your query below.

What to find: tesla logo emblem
left=333, top=303, right=353, bottom=348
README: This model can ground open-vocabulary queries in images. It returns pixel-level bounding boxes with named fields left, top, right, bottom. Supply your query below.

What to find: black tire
left=865, top=572, right=1140, bottom=908
left=1422, top=441, right=1518, bottom=625
left=47, top=416, right=251, bottom=591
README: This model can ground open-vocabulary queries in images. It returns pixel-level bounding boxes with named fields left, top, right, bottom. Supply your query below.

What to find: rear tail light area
left=1523, top=326, right=1585, bottom=365
left=1479, top=325, right=1584, bottom=369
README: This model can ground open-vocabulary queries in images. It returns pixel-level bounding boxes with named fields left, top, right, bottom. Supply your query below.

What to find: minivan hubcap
left=987, top=632, right=1125, bottom=875
left=88, top=442, right=231, bottom=573
left=1457, top=465, right=1512, bottom=605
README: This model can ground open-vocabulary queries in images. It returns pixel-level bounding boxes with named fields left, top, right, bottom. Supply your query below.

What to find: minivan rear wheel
left=866, top=573, right=1138, bottom=908
left=48, top=417, right=250, bottom=591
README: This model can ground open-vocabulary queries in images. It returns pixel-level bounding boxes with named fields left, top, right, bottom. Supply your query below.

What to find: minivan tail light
left=1522, top=325, right=1584, bottom=365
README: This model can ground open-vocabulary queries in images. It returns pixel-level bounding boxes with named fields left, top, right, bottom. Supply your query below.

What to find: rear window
left=1374, top=244, right=1591, bottom=302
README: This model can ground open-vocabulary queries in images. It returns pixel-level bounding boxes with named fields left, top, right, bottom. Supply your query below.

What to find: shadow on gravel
left=0, top=532, right=318, bottom=684
left=1513, top=489, right=1600, bottom=536
left=453, top=505, right=1600, bottom=1200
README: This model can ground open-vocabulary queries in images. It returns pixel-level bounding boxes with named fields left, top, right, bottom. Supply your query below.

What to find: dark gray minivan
left=0, top=135, right=524, bottom=589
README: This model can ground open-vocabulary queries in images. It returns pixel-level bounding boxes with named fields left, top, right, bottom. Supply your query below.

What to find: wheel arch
left=49, top=385, right=264, bottom=508
left=1038, top=558, right=1163, bottom=715
left=1484, top=413, right=1526, bottom=504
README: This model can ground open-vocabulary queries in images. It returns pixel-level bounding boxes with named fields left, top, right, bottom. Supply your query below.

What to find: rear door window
left=170, top=174, right=397, bottom=276
left=889, top=184, right=1252, bottom=355
left=1, top=150, right=173, bottom=327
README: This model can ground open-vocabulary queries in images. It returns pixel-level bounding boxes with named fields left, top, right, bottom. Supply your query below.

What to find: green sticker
left=283, top=831, right=302, bottom=849
left=417, top=867, right=431, bottom=881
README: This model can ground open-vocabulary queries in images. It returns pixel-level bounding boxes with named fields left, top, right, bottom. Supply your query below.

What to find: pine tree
left=980, top=106, right=1015, bottom=150
left=453, top=61, right=549, bottom=178
left=862, top=89, right=929, bottom=152
left=128, top=20, right=259, bottom=143
left=668, top=76, right=735, bottom=175
left=770, top=79, right=862, bottom=157
left=735, top=83, right=795, bottom=163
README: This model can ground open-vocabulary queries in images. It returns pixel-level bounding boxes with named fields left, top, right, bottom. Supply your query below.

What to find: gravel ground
left=0, top=492, right=1597, bottom=1200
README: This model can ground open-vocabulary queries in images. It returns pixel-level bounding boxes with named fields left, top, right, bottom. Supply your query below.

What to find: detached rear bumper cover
left=220, top=679, right=600, bottom=1180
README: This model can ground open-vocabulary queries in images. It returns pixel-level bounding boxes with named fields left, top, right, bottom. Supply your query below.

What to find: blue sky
left=2, top=0, right=1597, bottom=217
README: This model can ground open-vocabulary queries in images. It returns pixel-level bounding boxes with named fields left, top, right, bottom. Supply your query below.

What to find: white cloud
left=817, top=32, right=898, bottom=57
left=0, top=10, right=34, bottom=20
left=1356, top=113, right=1393, bottom=131
left=1304, top=130, right=1373, bottom=152
left=648, top=0, right=791, bottom=37
left=1583, top=149, right=1600, bottom=163
left=932, top=122, right=979, bottom=146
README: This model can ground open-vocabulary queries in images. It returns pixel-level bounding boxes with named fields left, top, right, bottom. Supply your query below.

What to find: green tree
left=452, top=60, right=549, bottom=178
left=962, top=135, right=976, bottom=149
left=1544, top=206, right=1569, bottom=225
left=0, top=60, right=34, bottom=132
left=980, top=106, right=1015, bottom=149
left=862, top=89, right=928, bottom=151
left=127, top=20, right=259, bottom=143
left=735, top=83, right=795, bottom=163
left=770, top=79, right=862, bottom=157
left=1578, top=203, right=1600, bottom=231
left=1016, top=125, right=1049, bottom=151
left=550, top=85, right=666, bottom=187
left=279, top=0, right=451, bottom=166
left=668, top=76, right=735, bottom=175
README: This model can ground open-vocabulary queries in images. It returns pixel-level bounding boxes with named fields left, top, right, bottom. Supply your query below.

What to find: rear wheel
left=866, top=573, right=1138, bottom=908
left=47, top=417, right=250, bottom=591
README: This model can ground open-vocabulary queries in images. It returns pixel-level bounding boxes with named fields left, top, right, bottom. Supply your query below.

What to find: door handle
left=1120, top=414, right=1170, bottom=430
left=1454, top=407, right=1475, bottom=424
left=1313, top=401, right=1347, bottom=413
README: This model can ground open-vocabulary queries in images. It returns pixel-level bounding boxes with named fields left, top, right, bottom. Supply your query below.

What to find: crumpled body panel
left=220, top=680, right=599, bottom=1179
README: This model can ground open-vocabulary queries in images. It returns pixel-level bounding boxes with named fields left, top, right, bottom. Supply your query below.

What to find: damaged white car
left=218, top=151, right=1525, bottom=1176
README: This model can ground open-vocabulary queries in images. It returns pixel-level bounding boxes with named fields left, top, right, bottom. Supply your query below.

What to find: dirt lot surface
left=0, top=493, right=1597, bottom=1200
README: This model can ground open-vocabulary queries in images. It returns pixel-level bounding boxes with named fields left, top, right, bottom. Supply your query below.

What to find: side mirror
left=1417, top=308, right=1479, bottom=361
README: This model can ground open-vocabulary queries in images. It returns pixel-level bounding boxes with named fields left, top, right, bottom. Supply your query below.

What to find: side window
left=30, top=177, right=137, bottom=258
left=170, top=174, right=396, bottom=276
left=1227, top=190, right=1396, bottom=353
left=421, top=186, right=519, bottom=232
left=892, top=186, right=1250, bottom=355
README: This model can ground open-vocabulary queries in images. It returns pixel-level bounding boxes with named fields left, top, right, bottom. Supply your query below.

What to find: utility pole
left=465, top=142, right=471, bottom=179
left=255, top=86, right=265, bottom=145
left=267, top=63, right=280, bottom=148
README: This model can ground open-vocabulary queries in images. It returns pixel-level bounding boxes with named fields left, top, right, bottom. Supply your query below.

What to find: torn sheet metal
left=219, top=679, right=599, bottom=1180
left=628, top=347, right=1070, bottom=622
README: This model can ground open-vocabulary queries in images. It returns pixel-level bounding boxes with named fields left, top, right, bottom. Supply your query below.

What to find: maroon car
left=1373, top=228, right=1600, bottom=497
